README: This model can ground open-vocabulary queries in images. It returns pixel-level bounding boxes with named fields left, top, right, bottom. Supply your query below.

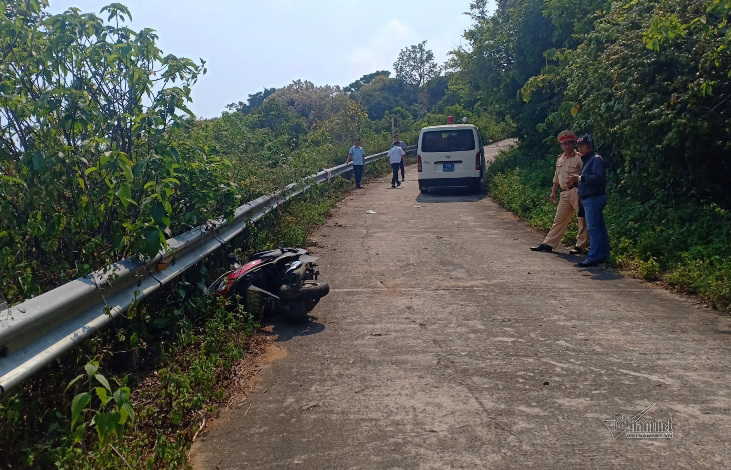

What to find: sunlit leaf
left=95, top=387, right=112, bottom=406
left=95, top=373, right=112, bottom=391
left=84, top=362, right=99, bottom=378
left=1, top=176, right=27, bottom=188
left=70, top=392, right=91, bottom=431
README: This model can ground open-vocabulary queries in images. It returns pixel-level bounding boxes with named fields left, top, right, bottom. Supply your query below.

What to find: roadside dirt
left=190, top=140, right=731, bottom=469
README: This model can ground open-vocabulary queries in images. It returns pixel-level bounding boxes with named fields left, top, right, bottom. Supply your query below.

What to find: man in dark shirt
left=567, top=134, right=610, bottom=267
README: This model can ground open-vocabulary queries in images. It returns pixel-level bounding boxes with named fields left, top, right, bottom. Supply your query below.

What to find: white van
left=417, top=124, right=486, bottom=193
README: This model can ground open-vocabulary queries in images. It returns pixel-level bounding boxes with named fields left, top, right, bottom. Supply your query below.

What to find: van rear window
left=421, top=130, right=476, bottom=152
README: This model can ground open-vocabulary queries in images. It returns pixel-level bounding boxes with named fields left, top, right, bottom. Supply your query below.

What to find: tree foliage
left=450, top=0, right=557, bottom=146
left=455, top=0, right=731, bottom=205
left=225, top=87, right=276, bottom=115
left=357, top=74, right=418, bottom=120
left=455, top=0, right=731, bottom=309
left=394, top=41, right=440, bottom=88
left=344, top=70, right=390, bottom=94
left=561, top=0, right=731, bottom=202
left=0, top=0, right=236, bottom=302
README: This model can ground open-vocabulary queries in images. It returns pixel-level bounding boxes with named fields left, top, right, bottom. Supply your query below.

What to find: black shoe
left=569, top=246, right=585, bottom=255
left=391, top=184, right=396, bottom=188
left=577, top=259, right=602, bottom=267
left=397, top=182, right=401, bottom=186
left=530, top=244, right=553, bottom=252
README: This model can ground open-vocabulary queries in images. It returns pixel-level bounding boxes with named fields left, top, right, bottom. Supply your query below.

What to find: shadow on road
left=261, top=312, right=326, bottom=342
left=416, top=187, right=487, bottom=203
left=584, top=269, right=624, bottom=281
left=553, top=253, right=624, bottom=281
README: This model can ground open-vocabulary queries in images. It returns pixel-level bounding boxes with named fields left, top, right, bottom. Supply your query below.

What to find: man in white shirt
left=394, top=133, right=407, bottom=182
left=387, top=139, right=406, bottom=188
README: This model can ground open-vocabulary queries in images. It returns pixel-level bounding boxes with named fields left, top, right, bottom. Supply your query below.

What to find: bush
left=487, top=146, right=731, bottom=313
left=0, top=176, right=361, bottom=467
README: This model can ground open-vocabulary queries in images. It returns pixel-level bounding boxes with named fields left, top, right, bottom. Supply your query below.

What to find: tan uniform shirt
left=553, top=150, right=583, bottom=191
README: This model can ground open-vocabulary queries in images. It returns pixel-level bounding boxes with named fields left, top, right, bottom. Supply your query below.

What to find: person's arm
left=551, top=160, right=560, bottom=203
left=345, top=148, right=352, bottom=164
left=550, top=182, right=559, bottom=204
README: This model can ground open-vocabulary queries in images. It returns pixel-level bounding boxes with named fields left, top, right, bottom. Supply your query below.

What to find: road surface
left=190, top=140, right=731, bottom=469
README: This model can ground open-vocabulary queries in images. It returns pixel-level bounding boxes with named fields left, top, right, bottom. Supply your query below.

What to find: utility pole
left=391, top=115, right=395, bottom=137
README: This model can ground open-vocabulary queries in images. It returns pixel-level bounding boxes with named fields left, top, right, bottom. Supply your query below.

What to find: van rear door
left=420, top=128, right=477, bottom=180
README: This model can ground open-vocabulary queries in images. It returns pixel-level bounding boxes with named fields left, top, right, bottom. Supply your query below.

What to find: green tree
left=324, top=93, right=369, bottom=142
left=394, top=41, right=440, bottom=88
left=561, top=0, right=731, bottom=203
left=422, top=74, right=451, bottom=111
left=226, top=87, right=276, bottom=115
left=450, top=0, right=557, bottom=145
left=0, top=0, right=234, bottom=302
left=344, top=71, right=390, bottom=94
left=267, top=80, right=342, bottom=124
left=358, top=75, right=418, bottom=120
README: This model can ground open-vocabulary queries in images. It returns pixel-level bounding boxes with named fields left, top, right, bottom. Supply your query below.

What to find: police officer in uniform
left=530, top=130, right=588, bottom=254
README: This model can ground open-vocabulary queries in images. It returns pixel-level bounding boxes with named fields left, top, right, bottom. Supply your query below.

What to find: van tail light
left=417, top=154, right=423, bottom=172
left=476, top=151, right=481, bottom=171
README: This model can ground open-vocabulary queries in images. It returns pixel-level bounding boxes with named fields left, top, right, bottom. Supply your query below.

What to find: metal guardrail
left=0, top=146, right=415, bottom=396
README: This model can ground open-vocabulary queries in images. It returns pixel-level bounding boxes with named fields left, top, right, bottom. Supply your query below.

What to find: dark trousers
left=583, top=194, right=610, bottom=262
left=353, top=164, right=364, bottom=187
left=399, top=159, right=405, bottom=179
left=391, top=163, right=400, bottom=186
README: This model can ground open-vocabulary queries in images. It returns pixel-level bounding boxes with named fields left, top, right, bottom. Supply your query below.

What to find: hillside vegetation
left=452, top=0, right=730, bottom=312
left=0, top=1, right=509, bottom=467
left=2, top=0, right=729, bottom=467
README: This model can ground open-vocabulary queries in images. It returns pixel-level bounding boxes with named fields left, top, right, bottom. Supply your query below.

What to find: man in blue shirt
left=567, top=133, right=610, bottom=267
left=345, top=137, right=366, bottom=188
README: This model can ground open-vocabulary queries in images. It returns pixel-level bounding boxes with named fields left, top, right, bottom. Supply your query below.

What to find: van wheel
left=420, top=185, right=428, bottom=193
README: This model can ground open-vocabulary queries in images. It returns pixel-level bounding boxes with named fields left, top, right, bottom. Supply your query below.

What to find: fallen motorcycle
left=208, top=247, right=330, bottom=320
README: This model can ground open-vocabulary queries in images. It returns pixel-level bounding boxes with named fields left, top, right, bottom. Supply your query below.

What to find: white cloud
left=347, top=18, right=413, bottom=77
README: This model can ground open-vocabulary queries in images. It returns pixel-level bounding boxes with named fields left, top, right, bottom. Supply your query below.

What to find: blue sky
left=48, top=1, right=495, bottom=118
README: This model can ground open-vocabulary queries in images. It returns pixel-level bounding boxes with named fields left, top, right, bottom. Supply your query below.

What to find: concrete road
left=190, top=141, right=731, bottom=469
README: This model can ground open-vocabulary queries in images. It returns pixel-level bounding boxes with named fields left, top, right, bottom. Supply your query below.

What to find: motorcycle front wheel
left=278, top=281, right=330, bottom=301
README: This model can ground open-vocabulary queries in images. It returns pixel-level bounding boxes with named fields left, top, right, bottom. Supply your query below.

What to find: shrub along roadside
left=0, top=172, right=368, bottom=468
left=486, top=146, right=731, bottom=313
left=0, top=1, right=405, bottom=308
